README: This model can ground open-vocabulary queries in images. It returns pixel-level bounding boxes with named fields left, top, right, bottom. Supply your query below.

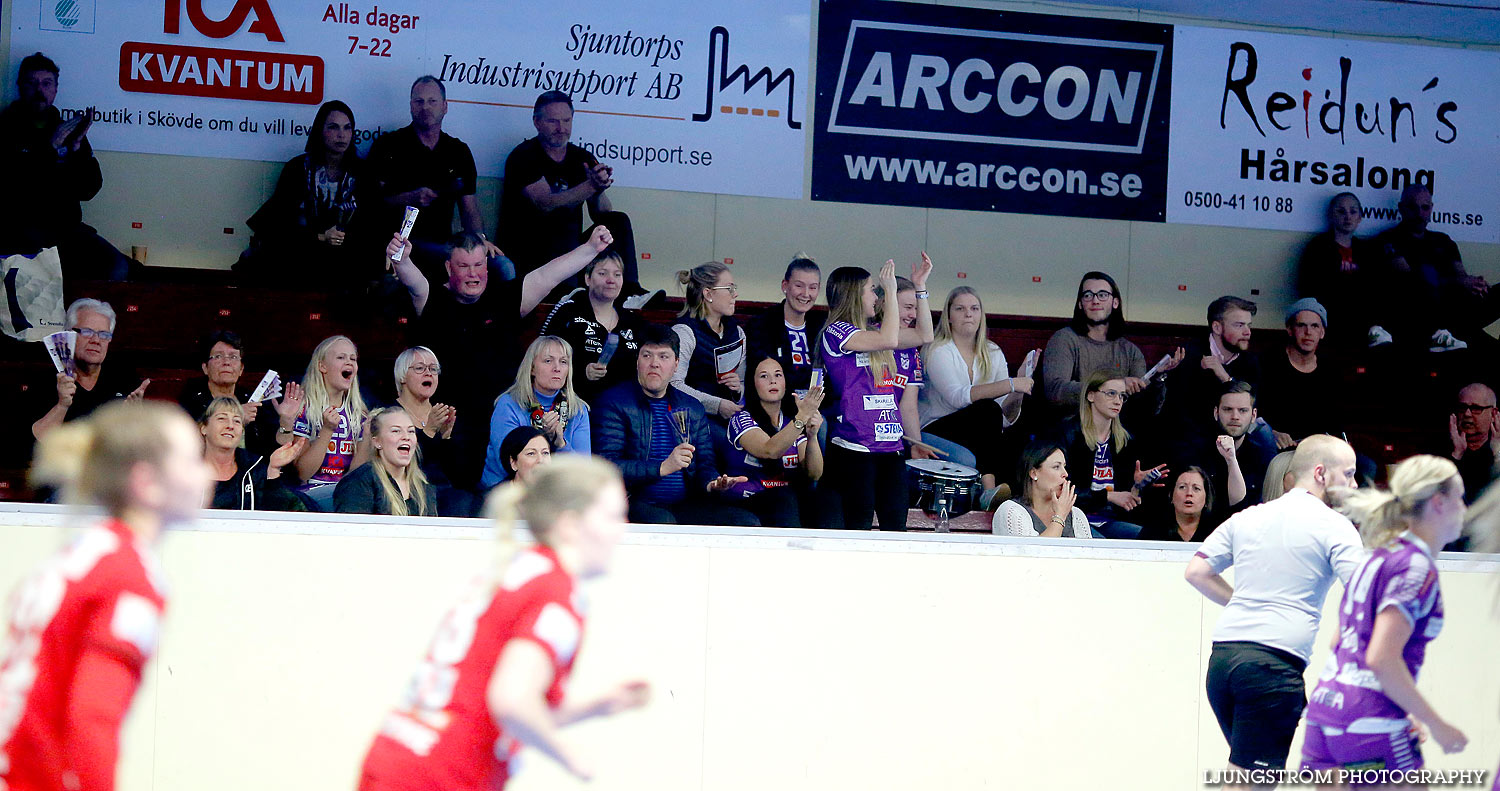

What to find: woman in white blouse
left=920, top=287, right=1034, bottom=491
left=994, top=440, right=1091, bottom=538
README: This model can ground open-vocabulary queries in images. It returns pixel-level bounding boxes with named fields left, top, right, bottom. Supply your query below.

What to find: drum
left=907, top=459, right=982, bottom=519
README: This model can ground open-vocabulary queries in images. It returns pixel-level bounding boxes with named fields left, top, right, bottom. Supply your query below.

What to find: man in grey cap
left=1254, top=297, right=1341, bottom=449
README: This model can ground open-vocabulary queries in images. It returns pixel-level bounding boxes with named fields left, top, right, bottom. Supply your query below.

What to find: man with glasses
left=176, top=330, right=280, bottom=456
left=1444, top=383, right=1498, bottom=505
left=31, top=298, right=148, bottom=439
left=1040, top=271, right=1183, bottom=417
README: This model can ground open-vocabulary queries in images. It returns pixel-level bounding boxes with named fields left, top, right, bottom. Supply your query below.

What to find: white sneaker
left=1368, top=325, right=1393, bottom=347
left=1429, top=329, right=1468, bottom=352
left=622, top=289, right=664, bottom=310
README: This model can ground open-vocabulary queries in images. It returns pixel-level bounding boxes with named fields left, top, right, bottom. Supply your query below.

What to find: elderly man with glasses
left=31, top=298, right=148, bottom=439
left=1445, top=382, right=1499, bottom=505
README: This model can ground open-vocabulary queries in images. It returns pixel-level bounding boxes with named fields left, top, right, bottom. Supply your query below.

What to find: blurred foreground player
left=1301, top=455, right=1469, bottom=780
left=357, top=455, right=649, bottom=789
left=0, top=402, right=211, bottom=791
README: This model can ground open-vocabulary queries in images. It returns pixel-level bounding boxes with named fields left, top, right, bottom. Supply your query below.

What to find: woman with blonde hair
left=277, top=334, right=371, bottom=509
left=920, top=286, right=1034, bottom=491
left=670, top=261, right=748, bottom=421
left=483, top=335, right=591, bottom=489
left=200, top=396, right=306, bottom=510
left=335, top=407, right=438, bottom=517
left=1053, top=369, right=1167, bottom=539
left=2, top=402, right=211, bottom=791
left=1301, top=454, right=1469, bottom=778
left=357, top=455, right=649, bottom=790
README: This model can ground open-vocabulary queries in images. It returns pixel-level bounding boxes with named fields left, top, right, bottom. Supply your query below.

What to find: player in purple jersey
left=819, top=260, right=925, bottom=530
left=1302, top=454, right=1469, bottom=782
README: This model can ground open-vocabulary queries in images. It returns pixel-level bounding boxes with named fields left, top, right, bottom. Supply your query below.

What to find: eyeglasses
left=1079, top=290, right=1114, bottom=303
left=74, top=327, right=113, bottom=340
left=208, top=352, right=242, bottom=362
left=1455, top=403, right=1495, bottom=415
left=408, top=363, right=441, bottom=375
left=1095, top=389, right=1128, bottom=402
left=707, top=285, right=738, bottom=295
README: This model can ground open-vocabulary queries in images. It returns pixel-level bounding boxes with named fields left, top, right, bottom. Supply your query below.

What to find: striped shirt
left=643, top=397, right=686, bottom=505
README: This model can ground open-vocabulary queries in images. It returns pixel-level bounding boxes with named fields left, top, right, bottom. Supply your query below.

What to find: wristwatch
left=793, top=418, right=807, bottom=430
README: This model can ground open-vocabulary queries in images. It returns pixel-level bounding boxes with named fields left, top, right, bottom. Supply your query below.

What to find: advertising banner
left=1167, top=26, right=1500, bottom=243
left=812, top=0, right=1172, bottom=222
left=11, top=0, right=810, bottom=198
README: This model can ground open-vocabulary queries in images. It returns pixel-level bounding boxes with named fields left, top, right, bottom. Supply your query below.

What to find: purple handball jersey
left=724, top=409, right=804, bottom=498
left=1306, top=535, right=1443, bottom=731
left=821, top=322, right=919, bottom=454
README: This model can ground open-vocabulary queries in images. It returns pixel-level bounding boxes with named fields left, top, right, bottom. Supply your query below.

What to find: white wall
left=3, top=507, right=1498, bottom=791
left=4, top=2, right=1497, bottom=326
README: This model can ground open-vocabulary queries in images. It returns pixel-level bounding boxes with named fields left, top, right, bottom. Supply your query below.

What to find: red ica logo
left=163, top=0, right=285, bottom=42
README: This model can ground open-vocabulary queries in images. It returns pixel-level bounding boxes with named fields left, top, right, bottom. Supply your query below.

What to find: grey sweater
left=1040, top=326, right=1148, bottom=407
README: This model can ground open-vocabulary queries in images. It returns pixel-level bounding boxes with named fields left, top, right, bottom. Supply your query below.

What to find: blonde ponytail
left=481, top=455, right=624, bottom=572
left=1339, top=454, right=1460, bottom=549
left=30, top=401, right=191, bottom=519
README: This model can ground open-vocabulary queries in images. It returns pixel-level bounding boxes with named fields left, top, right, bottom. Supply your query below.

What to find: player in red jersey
left=1, top=401, right=211, bottom=791
left=358, top=454, right=648, bottom=790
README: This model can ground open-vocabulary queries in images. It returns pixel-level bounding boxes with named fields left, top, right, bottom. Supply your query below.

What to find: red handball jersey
left=358, top=546, right=585, bottom=791
left=0, top=520, right=166, bottom=791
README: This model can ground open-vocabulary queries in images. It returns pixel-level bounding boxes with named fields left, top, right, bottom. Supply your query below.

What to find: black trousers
left=825, top=445, right=908, bottom=531
left=922, top=399, right=1015, bottom=479
left=628, top=496, right=759, bottom=527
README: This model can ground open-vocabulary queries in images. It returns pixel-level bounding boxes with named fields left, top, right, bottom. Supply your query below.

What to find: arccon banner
left=1167, top=26, right=1500, bottom=243
left=11, top=0, right=809, bottom=198
left=812, top=1, right=1172, bottom=222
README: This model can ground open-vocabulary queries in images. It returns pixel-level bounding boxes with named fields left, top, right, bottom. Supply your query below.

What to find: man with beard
left=1160, top=296, right=1260, bottom=443
left=1040, top=271, right=1182, bottom=418
left=1377, top=184, right=1498, bottom=352
left=0, top=53, right=131, bottom=279
left=366, top=76, right=501, bottom=277
left=499, top=91, right=642, bottom=297
left=1255, top=299, right=1341, bottom=449
left=1176, top=381, right=1276, bottom=520
left=1185, top=435, right=1364, bottom=786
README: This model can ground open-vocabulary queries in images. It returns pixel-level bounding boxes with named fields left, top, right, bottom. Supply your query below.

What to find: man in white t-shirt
left=1185, top=434, right=1364, bottom=788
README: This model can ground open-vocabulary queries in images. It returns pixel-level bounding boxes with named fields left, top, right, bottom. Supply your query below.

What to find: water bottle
left=598, top=333, right=620, bottom=366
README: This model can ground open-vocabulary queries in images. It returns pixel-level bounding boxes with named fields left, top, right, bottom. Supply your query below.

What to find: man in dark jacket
left=593, top=325, right=757, bottom=526
left=0, top=52, right=130, bottom=279
left=1159, top=296, right=1261, bottom=451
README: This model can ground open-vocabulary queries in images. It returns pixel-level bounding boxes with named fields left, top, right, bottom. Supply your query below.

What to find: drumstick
left=903, top=437, right=950, bottom=457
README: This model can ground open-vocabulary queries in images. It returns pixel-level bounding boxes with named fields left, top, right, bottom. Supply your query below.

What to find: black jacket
left=178, top=377, right=281, bottom=457
left=744, top=302, right=826, bottom=393
left=592, top=381, right=721, bottom=497
left=333, top=461, right=438, bottom=516
left=1053, top=416, right=1140, bottom=515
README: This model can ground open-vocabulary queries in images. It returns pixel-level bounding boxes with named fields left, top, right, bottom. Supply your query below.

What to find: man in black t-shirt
left=387, top=225, right=614, bottom=486
left=1256, top=299, right=1340, bottom=447
left=1376, top=184, right=1498, bottom=351
left=498, top=91, right=641, bottom=294
left=31, top=298, right=148, bottom=441
left=366, top=76, right=502, bottom=278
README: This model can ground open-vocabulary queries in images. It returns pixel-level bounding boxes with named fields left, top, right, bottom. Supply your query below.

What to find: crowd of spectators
left=7, top=57, right=1497, bottom=544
